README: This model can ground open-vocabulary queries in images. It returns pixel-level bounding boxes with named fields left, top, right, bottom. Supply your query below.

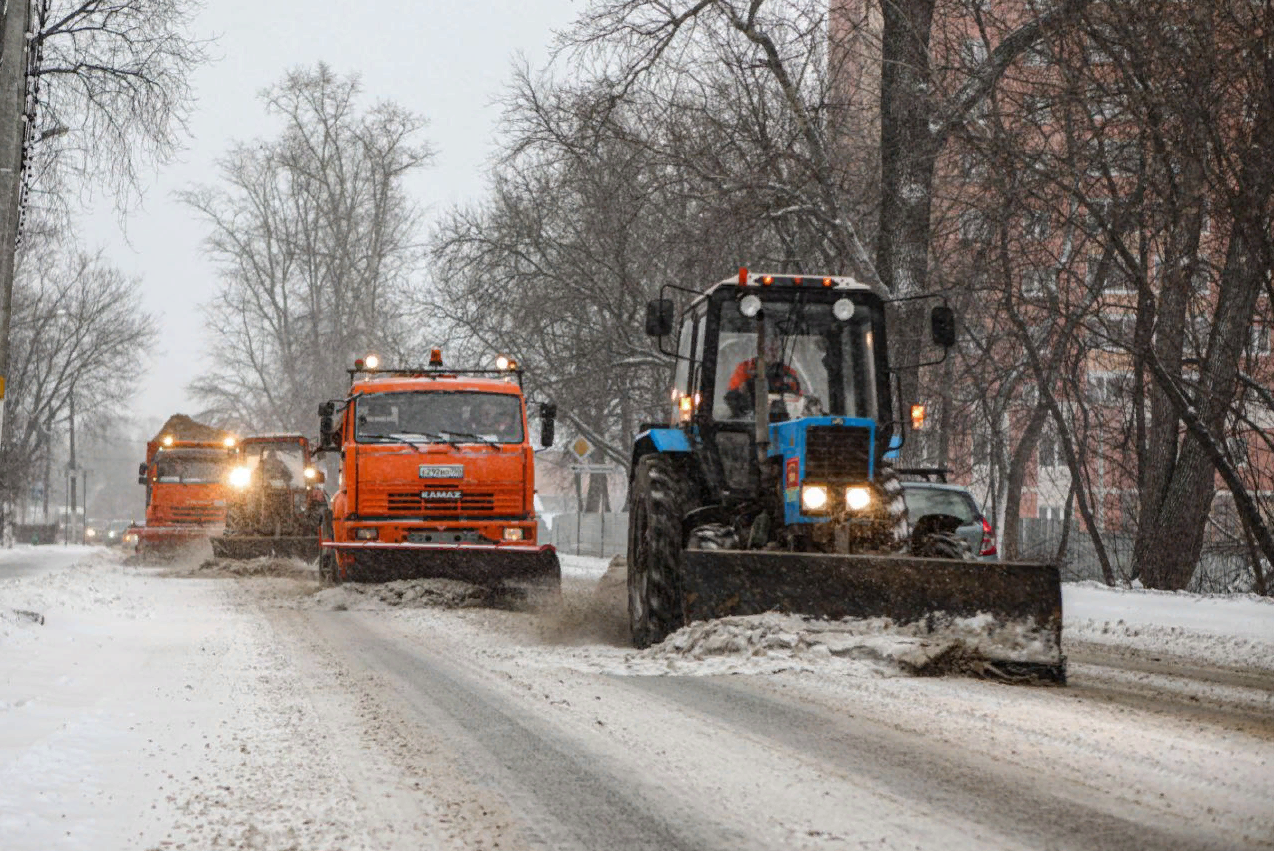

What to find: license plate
left=421, top=490, right=463, bottom=500
left=419, top=464, right=463, bottom=479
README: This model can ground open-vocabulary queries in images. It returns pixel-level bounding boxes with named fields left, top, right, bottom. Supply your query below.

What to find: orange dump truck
left=134, top=415, right=237, bottom=559
left=316, top=352, right=559, bottom=592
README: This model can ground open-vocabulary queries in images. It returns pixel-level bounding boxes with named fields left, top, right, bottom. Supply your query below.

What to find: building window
left=1022, top=267, right=1057, bottom=297
left=1023, top=44, right=1050, bottom=67
left=973, top=430, right=991, bottom=467
left=1087, top=372, right=1132, bottom=405
left=959, top=210, right=990, bottom=246
left=1250, top=324, right=1270, bottom=355
left=1023, top=208, right=1050, bottom=239
left=961, top=38, right=988, bottom=68
left=1038, top=430, right=1062, bottom=468
left=1023, top=95, right=1052, bottom=126
left=1039, top=504, right=1064, bottom=520
left=1227, top=435, right=1249, bottom=468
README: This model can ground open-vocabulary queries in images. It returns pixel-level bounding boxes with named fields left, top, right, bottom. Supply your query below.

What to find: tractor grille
left=804, top=426, right=871, bottom=482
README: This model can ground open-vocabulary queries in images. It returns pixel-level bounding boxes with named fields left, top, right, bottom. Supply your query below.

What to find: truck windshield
left=712, top=295, right=878, bottom=422
left=154, top=451, right=230, bottom=484
left=355, top=392, right=524, bottom=444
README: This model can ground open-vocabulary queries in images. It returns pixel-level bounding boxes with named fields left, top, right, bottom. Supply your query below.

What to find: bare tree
left=29, top=0, right=210, bottom=214
left=0, top=225, right=157, bottom=516
left=181, top=64, right=433, bottom=433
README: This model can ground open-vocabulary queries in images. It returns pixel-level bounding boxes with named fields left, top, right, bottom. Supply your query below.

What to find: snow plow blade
left=681, top=550, right=1065, bottom=682
left=210, top=535, right=321, bottom=562
left=332, top=543, right=561, bottom=590
left=133, top=526, right=216, bottom=562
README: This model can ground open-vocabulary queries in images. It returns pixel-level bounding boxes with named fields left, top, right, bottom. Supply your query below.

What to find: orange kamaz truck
left=316, top=351, right=560, bottom=592
left=133, top=415, right=237, bottom=559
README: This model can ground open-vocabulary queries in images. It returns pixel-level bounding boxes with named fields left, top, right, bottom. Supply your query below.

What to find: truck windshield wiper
left=442, top=431, right=501, bottom=449
left=386, top=431, right=462, bottom=451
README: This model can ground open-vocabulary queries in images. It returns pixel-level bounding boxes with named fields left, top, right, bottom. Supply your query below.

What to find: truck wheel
left=627, top=455, right=690, bottom=648
left=318, top=513, right=339, bottom=585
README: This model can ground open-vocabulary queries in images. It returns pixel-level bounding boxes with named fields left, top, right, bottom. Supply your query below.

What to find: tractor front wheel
left=627, top=455, right=690, bottom=648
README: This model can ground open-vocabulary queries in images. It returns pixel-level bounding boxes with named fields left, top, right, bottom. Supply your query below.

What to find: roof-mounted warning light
left=429, top=348, right=444, bottom=367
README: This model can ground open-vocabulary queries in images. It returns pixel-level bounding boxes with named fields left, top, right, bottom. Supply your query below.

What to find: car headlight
left=801, top=485, right=829, bottom=512
left=846, top=486, right=872, bottom=511
left=228, top=466, right=253, bottom=488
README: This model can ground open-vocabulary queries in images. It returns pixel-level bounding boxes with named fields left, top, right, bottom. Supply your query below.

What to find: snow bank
left=1064, top=581, right=1274, bottom=670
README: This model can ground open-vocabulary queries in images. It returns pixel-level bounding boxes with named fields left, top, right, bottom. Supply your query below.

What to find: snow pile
left=635, top=611, right=1060, bottom=677
left=302, top=577, right=508, bottom=611
left=0, top=553, right=141, bottom=638
left=1064, top=581, right=1274, bottom=670
left=172, top=556, right=317, bottom=579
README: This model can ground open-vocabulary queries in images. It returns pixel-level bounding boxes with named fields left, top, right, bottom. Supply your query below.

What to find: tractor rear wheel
left=627, top=455, right=690, bottom=648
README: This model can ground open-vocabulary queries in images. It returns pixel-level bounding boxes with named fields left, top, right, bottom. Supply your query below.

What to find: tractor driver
left=467, top=396, right=521, bottom=442
left=724, top=334, right=802, bottom=418
left=258, top=448, right=294, bottom=485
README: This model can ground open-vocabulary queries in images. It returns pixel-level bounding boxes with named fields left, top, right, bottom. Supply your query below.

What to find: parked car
left=898, top=474, right=998, bottom=561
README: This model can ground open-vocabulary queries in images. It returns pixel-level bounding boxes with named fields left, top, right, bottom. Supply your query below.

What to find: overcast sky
left=81, top=0, right=581, bottom=426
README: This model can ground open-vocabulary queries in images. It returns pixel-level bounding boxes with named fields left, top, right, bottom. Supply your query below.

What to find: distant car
left=104, top=519, right=136, bottom=547
left=899, top=480, right=998, bottom=561
left=84, top=519, right=106, bottom=545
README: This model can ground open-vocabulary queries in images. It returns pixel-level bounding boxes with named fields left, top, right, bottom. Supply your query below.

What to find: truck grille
left=804, top=426, right=871, bottom=482
left=167, top=506, right=223, bottom=524
left=372, top=486, right=522, bottom=518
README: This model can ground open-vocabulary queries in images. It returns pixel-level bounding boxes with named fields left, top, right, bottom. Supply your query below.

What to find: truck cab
left=318, top=353, right=559, bottom=588
left=135, top=430, right=238, bottom=558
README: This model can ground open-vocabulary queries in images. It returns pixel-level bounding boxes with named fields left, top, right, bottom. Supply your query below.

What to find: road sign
left=568, top=435, right=594, bottom=461
left=570, top=464, right=623, bottom=475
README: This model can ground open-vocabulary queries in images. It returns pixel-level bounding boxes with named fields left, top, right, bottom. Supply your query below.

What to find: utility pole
left=0, top=0, right=32, bottom=441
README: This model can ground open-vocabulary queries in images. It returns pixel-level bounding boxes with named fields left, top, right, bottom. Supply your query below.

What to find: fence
left=540, top=512, right=629, bottom=559
left=1015, top=517, right=1259, bottom=593
left=539, top=513, right=1261, bottom=590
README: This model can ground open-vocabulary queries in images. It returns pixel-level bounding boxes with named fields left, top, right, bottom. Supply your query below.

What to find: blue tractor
left=627, top=269, right=1064, bottom=681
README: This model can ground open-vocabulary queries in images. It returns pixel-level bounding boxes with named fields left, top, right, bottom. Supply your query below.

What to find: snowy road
left=1, top=550, right=1272, bottom=849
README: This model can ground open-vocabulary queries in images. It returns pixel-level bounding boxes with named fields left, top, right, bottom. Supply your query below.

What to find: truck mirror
left=318, top=401, right=336, bottom=449
left=539, top=402, right=557, bottom=448
left=930, top=305, right=957, bottom=348
left=645, top=299, right=674, bottom=338
left=137, top=463, right=147, bottom=485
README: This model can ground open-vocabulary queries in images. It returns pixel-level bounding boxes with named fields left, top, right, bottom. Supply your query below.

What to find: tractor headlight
left=800, top=484, right=829, bottom=512
left=846, top=486, right=872, bottom=511
left=303, top=466, right=318, bottom=481
left=228, top=466, right=253, bottom=489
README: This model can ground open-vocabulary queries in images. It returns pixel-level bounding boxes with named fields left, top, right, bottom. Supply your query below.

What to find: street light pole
left=0, top=0, right=33, bottom=443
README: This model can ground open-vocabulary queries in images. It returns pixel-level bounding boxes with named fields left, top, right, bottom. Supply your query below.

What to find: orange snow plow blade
left=681, top=549, right=1065, bottom=682
left=328, top=542, right=561, bottom=589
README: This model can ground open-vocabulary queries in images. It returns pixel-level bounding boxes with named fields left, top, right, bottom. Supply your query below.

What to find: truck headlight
left=846, top=486, right=872, bottom=511
left=228, top=466, right=253, bottom=488
left=503, top=527, right=524, bottom=541
left=801, top=485, right=829, bottom=512
left=353, top=528, right=378, bottom=541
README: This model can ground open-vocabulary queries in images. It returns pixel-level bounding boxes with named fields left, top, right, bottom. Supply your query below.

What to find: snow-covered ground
left=1, top=549, right=1271, bottom=849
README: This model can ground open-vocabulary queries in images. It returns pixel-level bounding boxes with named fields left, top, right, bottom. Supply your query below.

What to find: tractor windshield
left=355, top=391, right=524, bottom=444
left=712, top=295, right=878, bottom=422
left=239, top=443, right=308, bottom=482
